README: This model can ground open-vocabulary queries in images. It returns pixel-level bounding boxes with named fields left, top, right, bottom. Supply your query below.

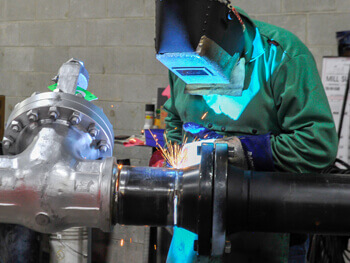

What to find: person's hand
left=215, top=137, right=249, bottom=170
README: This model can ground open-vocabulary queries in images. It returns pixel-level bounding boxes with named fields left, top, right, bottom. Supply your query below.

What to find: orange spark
left=120, top=239, right=124, bottom=247
left=154, top=244, right=157, bottom=250
left=148, top=129, right=189, bottom=169
left=201, top=112, right=208, bottom=120
left=118, top=164, right=123, bottom=170
left=130, top=238, right=132, bottom=243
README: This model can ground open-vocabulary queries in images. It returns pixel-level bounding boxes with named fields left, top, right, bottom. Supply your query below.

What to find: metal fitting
left=98, top=140, right=108, bottom=153
left=69, top=112, right=81, bottom=125
left=10, top=120, right=22, bottom=133
left=2, top=137, right=14, bottom=149
left=224, top=241, right=231, bottom=254
left=49, top=107, right=59, bottom=120
left=27, top=110, right=39, bottom=122
left=35, top=213, right=50, bottom=226
left=88, top=124, right=99, bottom=138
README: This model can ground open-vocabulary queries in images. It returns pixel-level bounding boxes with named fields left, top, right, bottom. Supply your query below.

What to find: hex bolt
left=27, top=110, right=39, bottom=122
left=69, top=112, right=81, bottom=125
left=88, top=124, right=99, bottom=138
left=224, top=240, right=232, bottom=254
left=98, top=140, right=108, bottom=153
left=10, top=120, right=22, bottom=133
left=49, top=107, right=59, bottom=120
left=35, top=213, right=50, bottom=226
left=2, top=137, right=14, bottom=149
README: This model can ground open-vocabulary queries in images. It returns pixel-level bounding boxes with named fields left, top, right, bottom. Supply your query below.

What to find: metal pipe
left=0, top=127, right=115, bottom=233
left=227, top=166, right=350, bottom=235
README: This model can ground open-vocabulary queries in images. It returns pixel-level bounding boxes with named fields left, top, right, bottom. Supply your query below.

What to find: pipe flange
left=3, top=92, right=114, bottom=158
left=198, top=143, right=215, bottom=256
left=212, top=143, right=228, bottom=256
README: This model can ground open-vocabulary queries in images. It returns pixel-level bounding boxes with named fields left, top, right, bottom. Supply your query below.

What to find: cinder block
left=88, top=74, right=124, bottom=102
left=19, top=22, right=54, bottom=46
left=70, top=0, right=106, bottom=19
left=142, top=47, right=168, bottom=75
left=336, top=0, right=350, bottom=11
left=36, top=0, right=69, bottom=20
left=52, top=21, right=86, bottom=46
left=231, top=0, right=281, bottom=14
left=93, top=101, right=146, bottom=131
left=308, top=13, right=350, bottom=46
left=282, top=0, right=335, bottom=12
left=5, top=0, right=36, bottom=21
left=107, top=0, right=144, bottom=18
left=264, top=14, right=307, bottom=43
left=123, top=19, right=155, bottom=46
left=0, top=22, right=19, bottom=46
left=0, top=0, right=5, bottom=21
left=145, top=0, right=156, bottom=18
left=0, top=71, right=15, bottom=96
left=34, top=47, right=69, bottom=73
left=3, top=47, right=35, bottom=72
left=308, top=46, right=338, bottom=74
left=86, top=20, right=124, bottom=46
left=105, top=47, right=144, bottom=74
left=113, top=102, right=145, bottom=131
left=4, top=96, right=27, bottom=123
left=130, top=158, right=151, bottom=167
left=69, top=47, right=107, bottom=74
left=120, top=75, right=168, bottom=103
left=114, top=142, right=153, bottom=163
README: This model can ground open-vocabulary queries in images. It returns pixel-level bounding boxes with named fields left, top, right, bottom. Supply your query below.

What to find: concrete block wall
left=0, top=0, right=349, bottom=165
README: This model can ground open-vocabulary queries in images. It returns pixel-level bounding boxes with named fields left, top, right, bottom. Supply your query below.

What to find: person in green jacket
left=155, top=0, right=338, bottom=262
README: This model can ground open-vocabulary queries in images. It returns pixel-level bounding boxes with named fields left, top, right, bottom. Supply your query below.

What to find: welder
left=155, top=0, right=338, bottom=262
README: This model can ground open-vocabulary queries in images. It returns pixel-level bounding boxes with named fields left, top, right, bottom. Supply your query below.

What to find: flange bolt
left=98, top=140, right=108, bottom=153
left=88, top=124, right=99, bottom=138
left=49, top=107, right=59, bottom=120
left=27, top=110, right=39, bottom=122
left=70, top=112, right=81, bottom=125
left=10, top=120, right=22, bottom=133
left=2, top=137, right=14, bottom=149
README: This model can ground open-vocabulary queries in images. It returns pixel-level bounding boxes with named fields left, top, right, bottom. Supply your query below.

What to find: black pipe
left=227, top=165, right=350, bottom=235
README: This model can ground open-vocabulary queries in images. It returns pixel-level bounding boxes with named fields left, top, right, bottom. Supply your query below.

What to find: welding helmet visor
left=156, top=0, right=245, bottom=96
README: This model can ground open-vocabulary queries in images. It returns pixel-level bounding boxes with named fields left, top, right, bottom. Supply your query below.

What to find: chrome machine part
left=3, top=92, right=113, bottom=158
left=0, top=126, right=116, bottom=233
left=0, top=58, right=115, bottom=233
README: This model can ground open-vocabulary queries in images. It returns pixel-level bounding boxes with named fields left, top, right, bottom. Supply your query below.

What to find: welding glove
left=183, top=122, right=274, bottom=171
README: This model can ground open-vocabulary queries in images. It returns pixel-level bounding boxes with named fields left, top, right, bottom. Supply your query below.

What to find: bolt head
left=35, top=213, right=50, bottom=226
left=10, top=120, right=22, bottom=133
left=27, top=110, right=38, bottom=122
left=69, top=112, right=81, bottom=125
left=89, top=127, right=98, bottom=138
left=2, top=137, right=14, bottom=149
left=70, top=116, right=80, bottom=125
left=49, top=107, right=59, bottom=120
left=99, top=145, right=108, bottom=153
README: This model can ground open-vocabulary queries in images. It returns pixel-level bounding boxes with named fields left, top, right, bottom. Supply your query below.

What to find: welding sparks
left=201, top=112, right=208, bottom=120
left=118, top=164, right=123, bottom=170
left=148, top=129, right=189, bottom=169
left=120, top=239, right=124, bottom=247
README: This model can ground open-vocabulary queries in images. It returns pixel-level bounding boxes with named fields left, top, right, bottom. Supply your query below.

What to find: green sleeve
left=163, top=71, right=183, bottom=144
left=271, top=54, right=338, bottom=173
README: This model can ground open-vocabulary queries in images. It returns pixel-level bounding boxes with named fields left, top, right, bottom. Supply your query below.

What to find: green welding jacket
left=163, top=8, right=338, bottom=174
left=163, top=8, right=338, bottom=263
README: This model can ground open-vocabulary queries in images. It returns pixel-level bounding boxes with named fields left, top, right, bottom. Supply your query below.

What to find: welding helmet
left=156, top=0, right=246, bottom=96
